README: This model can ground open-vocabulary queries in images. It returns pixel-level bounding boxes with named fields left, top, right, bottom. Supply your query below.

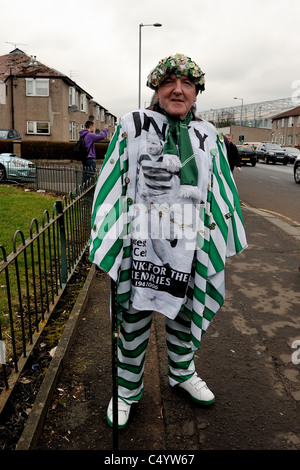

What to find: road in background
left=235, top=162, right=300, bottom=226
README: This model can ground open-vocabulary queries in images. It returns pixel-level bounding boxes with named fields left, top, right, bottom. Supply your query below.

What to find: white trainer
left=107, top=397, right=131, bottom=429
left=177, top=373, right=215, bottom=405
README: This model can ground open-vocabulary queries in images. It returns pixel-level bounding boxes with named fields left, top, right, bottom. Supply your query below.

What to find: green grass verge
left=0, top=185, right=59, bottom=254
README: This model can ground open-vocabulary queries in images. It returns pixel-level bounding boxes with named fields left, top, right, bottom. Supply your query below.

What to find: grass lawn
left=0, top=185, right=59, bottom=255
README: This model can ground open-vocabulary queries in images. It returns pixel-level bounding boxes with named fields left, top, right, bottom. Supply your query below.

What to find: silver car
left=0, top=153, right=36, bottom=181
left=282, top=147, right=300, bottom=164
left=294, top=154, right=300, bottom=184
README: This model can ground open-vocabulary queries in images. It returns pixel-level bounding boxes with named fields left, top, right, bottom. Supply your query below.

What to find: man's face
left=156, top=74, right=198, bottom=120
left=147, top=134, right=162, bottom=156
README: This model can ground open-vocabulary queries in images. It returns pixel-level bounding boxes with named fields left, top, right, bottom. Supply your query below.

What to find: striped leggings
left=117, top=306, right=195, bottom=403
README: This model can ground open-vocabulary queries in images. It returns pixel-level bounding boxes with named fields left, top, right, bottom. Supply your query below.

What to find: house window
left=80, top=94, right=88, bottom=113
left=287, top=135, right=293, bottom=145
left=26, top=78, right=49, bottom=96
left=288, top=117, right=294, bottom=127
left=69, top=87, right=78, bottom=106
left=279, top=135, right=285, bottom=145
left=69, top=122, right=76, bottom=141
left=69, top=87, right=79, bottom=108
left=297, top=116, right=300, bottom=127
left=100, top=108, right=105, bottom=122
left=281, top=118, right=285, bottom=128
left=95, top=106, right=100, bottom=120
left=27, top=121, right=50, bottom=134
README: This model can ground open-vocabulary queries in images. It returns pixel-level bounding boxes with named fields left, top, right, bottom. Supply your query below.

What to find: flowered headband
left=146, top=53, right=205, bottom=92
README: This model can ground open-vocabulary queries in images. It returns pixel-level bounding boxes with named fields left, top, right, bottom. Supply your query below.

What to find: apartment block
left=0, top=48, right=117, bottom=142
left=272, top=106, right=300, bottom=148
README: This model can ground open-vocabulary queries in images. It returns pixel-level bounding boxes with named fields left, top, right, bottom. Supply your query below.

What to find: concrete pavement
left=16, top=206, right=300, bottom=451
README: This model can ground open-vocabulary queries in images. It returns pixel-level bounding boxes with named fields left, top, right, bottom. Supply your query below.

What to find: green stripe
left=206, top=282, right=224, bottom=308
left=166, top=325, right=191, bottom=343
left=91, top=126, right=126, bottom=228
left=193, top=283, right=205, bottom=305
left=120, top=319, right=152, bottom=342
left=117, top=290, right=131, bottom=304
left=118, top=355, right=146, bottom=375
left=92, top=237, right=123, bottom=272
left=118, top=337, right=149, bottom=359
left=91, top=163, right=121, bottom=229
left=211, top=194, right=228, bottom=240
left=166, top=341, right=192, bottom=356
left=118, top=375, right=144, bottom=391
left=195, top=260, right=207, bottom=279
left=168, top=371, right=194, bottom=384
left=168, top=358, right=193, bottom=371
left=208, top=237, right=224, bottom=273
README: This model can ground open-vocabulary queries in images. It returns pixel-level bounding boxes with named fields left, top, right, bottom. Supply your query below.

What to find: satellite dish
left=89, top=115, right=94, bottom=121
left=69, top=105, right=78, bottom=112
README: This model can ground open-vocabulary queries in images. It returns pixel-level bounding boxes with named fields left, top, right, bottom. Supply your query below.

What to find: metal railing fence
left=0, top=161, right=99, bottom=195
left=0, top=174, right=97, bottom=412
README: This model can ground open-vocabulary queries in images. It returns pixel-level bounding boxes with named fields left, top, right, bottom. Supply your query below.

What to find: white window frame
left=80, top=94, right=88, bottom=113
left=281, top=118, right=285, bottom=128
left=279, top=135, right=285, bottom=145
left=288, top=117, right=294, bottom=128
left=26, top=78, right=49, bottom=96
left=27, top=121, right=50, bottom=135
left=69, top=121, right=76, bottom=141
left=287, top=135, right=293, bottom=146
left=100, top=108, right=105, bottom=122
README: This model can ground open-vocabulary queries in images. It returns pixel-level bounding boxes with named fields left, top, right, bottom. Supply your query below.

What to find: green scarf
left=162, top=109, right=202, bottom=200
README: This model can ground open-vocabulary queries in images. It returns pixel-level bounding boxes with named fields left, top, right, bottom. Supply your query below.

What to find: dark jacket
left=224, top=137, right=241, bottom=171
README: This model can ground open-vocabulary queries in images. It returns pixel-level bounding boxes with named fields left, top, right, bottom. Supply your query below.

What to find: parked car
left=282, top=147, right=300, bottom=164
left=0, top=153, right=36, bottom=181
left=294, top=154, right=300, bottom=184
left=237, top=144, right=257, bottom=166
left=255, top=143, right=289, bottom=165
left=0, top=129, right=21, bottom=140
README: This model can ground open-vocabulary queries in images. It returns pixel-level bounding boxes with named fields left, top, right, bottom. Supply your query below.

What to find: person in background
left=80, top=121, right=108, bottom=182
left=89, top=53, right=247, bottom=429
left=224, top=134, right=241, bottom=172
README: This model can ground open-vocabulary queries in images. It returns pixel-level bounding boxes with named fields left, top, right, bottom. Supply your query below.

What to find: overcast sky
left=2, top=0, right=300, bottom=119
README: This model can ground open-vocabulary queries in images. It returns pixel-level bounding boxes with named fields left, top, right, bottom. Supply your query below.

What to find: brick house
left=271, top=106, right=300, bottom=148
left=0, top=48, right=117, bottom=142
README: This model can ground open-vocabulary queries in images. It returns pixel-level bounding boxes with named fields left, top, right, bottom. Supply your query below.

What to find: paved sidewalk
left=17, top=207, right=300, bottom=451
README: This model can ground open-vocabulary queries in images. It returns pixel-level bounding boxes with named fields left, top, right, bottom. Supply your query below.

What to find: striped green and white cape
left=89, top=110, right=247, bottom=350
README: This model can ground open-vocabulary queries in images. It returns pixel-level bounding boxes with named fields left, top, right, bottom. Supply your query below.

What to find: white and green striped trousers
left=118, top=306, right=195, bottom=403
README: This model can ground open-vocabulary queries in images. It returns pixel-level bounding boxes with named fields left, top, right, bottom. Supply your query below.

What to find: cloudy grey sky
left=2, top=0, right=300, bottom=118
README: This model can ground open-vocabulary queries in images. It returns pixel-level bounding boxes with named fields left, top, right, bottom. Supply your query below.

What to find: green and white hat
left=147, top=53, right=205, bottom=92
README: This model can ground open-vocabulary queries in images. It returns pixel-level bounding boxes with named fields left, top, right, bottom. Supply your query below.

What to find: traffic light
left=239, top=135, right=244, bottom=143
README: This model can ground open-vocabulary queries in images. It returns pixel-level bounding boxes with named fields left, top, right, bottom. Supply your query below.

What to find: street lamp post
left=139, top=22, right=162, bottom=109
left=234, top=97, right=244, bottom=142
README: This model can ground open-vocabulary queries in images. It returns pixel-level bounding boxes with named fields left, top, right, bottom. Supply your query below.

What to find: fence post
left=56, top=200, right=68, bottom=287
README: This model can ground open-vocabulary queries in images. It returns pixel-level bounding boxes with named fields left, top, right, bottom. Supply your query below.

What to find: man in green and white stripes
left=90, top=54, right=247, bottom=429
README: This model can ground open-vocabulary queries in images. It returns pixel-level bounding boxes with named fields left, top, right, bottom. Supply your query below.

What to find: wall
left=226, top=124, right=273, bottom=145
